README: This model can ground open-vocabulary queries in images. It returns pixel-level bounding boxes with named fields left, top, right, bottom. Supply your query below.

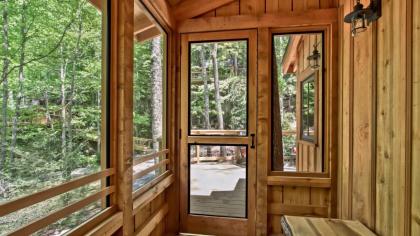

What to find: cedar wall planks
left=338, top=0, right=417, bottom=235
left=294, top=34, right=323, bottom=173
left=134, top=191, right=167, bottom=235
left=412, top=0, right=420, bottom=235
left=196, top=0, right=337, bottom=17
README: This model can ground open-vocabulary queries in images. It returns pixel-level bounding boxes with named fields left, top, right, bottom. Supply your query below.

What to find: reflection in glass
left=189, top=145, right=247, bottom=218
left=301, top=76, right=316, bottom=141
left=189, top=41, right=247, bottom=136
left=132, top=31, right=166, bottom=191
left=272, top=33, right=322, bottom=172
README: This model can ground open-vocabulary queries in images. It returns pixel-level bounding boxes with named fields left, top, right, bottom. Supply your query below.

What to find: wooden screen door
left=180, top=30, right=257, bottom=235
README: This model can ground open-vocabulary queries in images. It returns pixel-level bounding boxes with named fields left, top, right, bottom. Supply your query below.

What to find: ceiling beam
left=135, top=27, right=161, bottom=43
left=134, top=14, right=155, bottom=35
left=88, top=0, right=101, bottom=10
left=177, top=8, right=338, bottom=33
left=173, top=0, right=236, bottom=21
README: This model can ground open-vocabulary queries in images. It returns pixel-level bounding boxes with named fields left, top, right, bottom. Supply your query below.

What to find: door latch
left=250, top=133, right=255, bottom=149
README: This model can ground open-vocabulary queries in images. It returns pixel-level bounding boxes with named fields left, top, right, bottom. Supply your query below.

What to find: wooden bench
left=281, top=216, right=376, bottom=236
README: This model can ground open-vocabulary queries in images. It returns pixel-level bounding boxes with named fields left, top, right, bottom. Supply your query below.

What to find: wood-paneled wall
left=412, top=0, right=420, bottom=235
left=338, top=0, right=417, bottom=235
left=293, top=34, right=323, bottom=173
left=268, top=185, right=330, bottom=235
left=133, top=191, right=168, bottom=235
left=195, top=0, right=338, bottom=17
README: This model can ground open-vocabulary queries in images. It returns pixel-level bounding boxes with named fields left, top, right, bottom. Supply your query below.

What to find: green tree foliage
left=274, top=35, right=297, bottom=160
left=190, top=41, right=247, bottom=132
left=0, top=0, right=105, bottom=234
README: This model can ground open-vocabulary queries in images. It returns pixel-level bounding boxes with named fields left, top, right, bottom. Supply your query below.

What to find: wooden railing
left=132, top=148, right=171, bottom=199
left=0, top=168, right=116, bottom=235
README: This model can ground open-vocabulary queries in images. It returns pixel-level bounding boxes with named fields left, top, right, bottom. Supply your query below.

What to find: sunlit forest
left=0, top=0, right=164, bottom=234
left=189, top=41, right=247, bottom=133
left=0, top=0, right=296, bottom=233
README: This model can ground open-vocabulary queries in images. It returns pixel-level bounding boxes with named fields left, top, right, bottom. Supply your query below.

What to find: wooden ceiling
left=88, top=0, right=163, bottom=42
left=87, top=0, right=251, bottom=39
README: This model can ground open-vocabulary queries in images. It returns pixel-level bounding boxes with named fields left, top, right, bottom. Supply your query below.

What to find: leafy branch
left=1, top=14, right=77, bottom=85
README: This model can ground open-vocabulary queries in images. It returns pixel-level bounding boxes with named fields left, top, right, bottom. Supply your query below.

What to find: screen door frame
left=179, top=30, right=257, bottom=236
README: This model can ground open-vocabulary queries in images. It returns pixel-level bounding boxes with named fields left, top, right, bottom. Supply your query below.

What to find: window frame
left=131, top=0, right=170, bottom=198
left=299, top=71, right=318, bottom=143
left=269, top=26, right=331, bottom=178
left=0, top=1, right=116, bottom=235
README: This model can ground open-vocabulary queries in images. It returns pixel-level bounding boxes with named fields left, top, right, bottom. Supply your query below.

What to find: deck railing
left=132, top=149, right=171, bottom=196
left=0, top=169, right=116, bottom=235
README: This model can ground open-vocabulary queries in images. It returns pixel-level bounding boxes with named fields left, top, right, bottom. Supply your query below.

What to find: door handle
left=250, top=133, right=255, bottom=149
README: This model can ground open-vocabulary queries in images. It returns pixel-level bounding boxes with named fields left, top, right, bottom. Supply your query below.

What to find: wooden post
left=111, top=0, right=134, bottom=235
left=196, top=145, right=200, bottom=163
left=256, top=27, right=270, bottom=236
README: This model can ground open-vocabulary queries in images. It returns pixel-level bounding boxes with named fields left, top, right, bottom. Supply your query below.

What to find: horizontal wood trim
left=133, top=174, right=174, bottom=215
left=133, top=149, right=169, bottom=166
left=135, top=203, right=169, bottom=236
left=0, top=168, right=115, bottom=217
left=85, top=211, right=123, bottom=236
left=297, top=139, right=317, bottom=147
left=269, top=171, right=329, bottom=178
left=178, top=9, right=338, bottom=33
left=132, top=170, right=171, bottom=198
left=190, top=129, right=245, bottom=135
left=187, top=136, right=249, bottom=145
left=66, top=206, right=118, bottom=236
left=9, top=186, right=115, bottom=236
left=268, top=203, right=328, bottom=217
left=267, top=176, right=331, bottom=188
left=183, top=215, right=248, bottom=235
left=133, top=159, right=170, bottom=180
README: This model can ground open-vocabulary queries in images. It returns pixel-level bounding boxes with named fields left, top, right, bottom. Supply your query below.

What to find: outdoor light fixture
left=307, top=41, right=321, bottom=70
left=344, top=0, right=381, bottom=37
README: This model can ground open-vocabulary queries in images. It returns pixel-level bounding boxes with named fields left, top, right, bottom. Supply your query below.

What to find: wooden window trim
left=299, top=69, right=319, bottom=144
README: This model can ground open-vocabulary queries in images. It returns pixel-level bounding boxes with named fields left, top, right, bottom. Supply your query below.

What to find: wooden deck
left=190, top=178, right=246, bottom=218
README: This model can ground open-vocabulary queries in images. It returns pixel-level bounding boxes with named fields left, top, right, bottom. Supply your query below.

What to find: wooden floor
left=190, top=178, right=246, bottom=218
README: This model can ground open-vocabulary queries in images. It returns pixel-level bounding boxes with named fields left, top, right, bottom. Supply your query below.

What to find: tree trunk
left=151, top=37, right=163, bottom=153
left=44, top=89, right=52, bottom=129
left=0, top=0, right=10, bottom=170
left=60, top=46, right=68, bottom=171
left=211, top=43, right=226, bottom=158
left=272, top=50, right=284, bottom=171
left=211, top=43, right=224, bottom=130
left=67, top=7, right=83, bottom=161
left=97, top=91, right=101, bottom=155
left=233, top=53, right=238, bottom=76
left=199, top=46, right=212, bottom=157
left=10, top=0, right=28, bottom=165
left=199, top=46, right=210, bottom=130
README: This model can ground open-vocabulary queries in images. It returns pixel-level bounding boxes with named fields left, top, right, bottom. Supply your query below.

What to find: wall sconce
left=307, top=41, right=321, bottom=70
left=344, top=0, right=382, bottom=37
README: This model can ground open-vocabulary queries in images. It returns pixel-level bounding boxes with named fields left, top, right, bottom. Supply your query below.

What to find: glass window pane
left=189, top=41, right=247, bottom=136
left=0, top=0, right=105, bottom=232
left=189, top=145, right=247, bottom=218
left=301, top=77, right=316, bottom=141
left=132, top=22, right=167, bottom=191
left=272, top=33, right=323, bottom=173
